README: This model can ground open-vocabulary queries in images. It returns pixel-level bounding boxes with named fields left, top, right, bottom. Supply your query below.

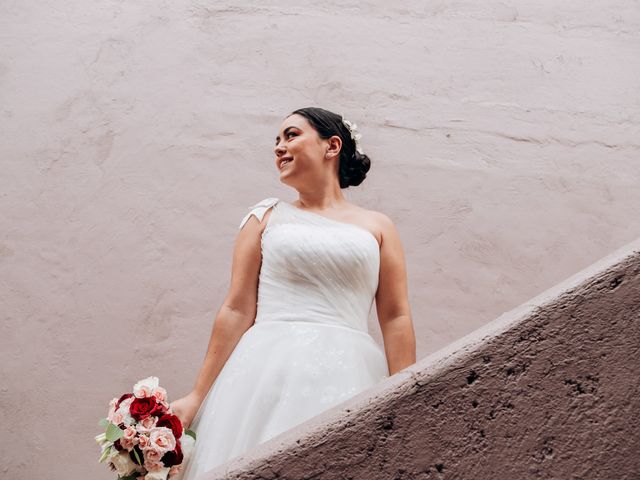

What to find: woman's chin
left=278, top=170, right=297, bottom=187
left=278, top=167, right=293, bottom=178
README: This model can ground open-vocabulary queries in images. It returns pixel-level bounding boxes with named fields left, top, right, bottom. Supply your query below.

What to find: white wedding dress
left=176, top=197, right=389, bottom=479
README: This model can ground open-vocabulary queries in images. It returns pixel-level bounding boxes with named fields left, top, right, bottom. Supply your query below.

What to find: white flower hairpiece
left=341, top=116, right=364, bottom=155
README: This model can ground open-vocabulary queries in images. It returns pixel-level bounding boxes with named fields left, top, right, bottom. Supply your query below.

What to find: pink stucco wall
left=1, top=1, right=639, bottom=479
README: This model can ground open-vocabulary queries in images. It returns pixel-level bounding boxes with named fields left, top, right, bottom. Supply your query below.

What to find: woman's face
left=273, top=114, right=340, bottom=188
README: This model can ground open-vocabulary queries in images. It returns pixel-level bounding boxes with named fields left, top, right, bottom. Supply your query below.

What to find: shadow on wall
left=202, top=237, right=640, bottom=480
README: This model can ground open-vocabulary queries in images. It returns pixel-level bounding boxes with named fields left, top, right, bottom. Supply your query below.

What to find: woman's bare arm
left=190, top=208, right=272, bottom=403
left=374, top=213, right=416, bottom=375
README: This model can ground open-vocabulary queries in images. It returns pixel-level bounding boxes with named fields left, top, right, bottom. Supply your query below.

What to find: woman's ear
left=326, top=135, right=342, bottom=158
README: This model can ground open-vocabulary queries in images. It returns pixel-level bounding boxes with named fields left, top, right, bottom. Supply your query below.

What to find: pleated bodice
left=239, top=197, right=380, bottom=334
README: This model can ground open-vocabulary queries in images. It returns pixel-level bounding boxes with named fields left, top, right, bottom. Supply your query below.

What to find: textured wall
left=205, top=238, right=640, bottom=479
left=1, top=1, right=639, bottom=479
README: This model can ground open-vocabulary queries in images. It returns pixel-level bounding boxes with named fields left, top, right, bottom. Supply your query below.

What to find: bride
left=170, top=106, right=416, bottom=478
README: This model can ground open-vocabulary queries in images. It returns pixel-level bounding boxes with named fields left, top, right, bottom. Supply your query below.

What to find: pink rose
left=156, top=414, right=183, bottom=439
left=153, top=387, right=167, bottom=403
left=143, top=448, right=163, bottom=468
left=136, top=416, right=157, bottom=434
left=138, top=434, right=150, bottom=449
left=120, top=426, right=139, bottom=450
left=169, top=465, right=182, bottom=476
left=147, top=427, right=176, bottom=454
left=144, top=459, right=165, bottom=472
left=120, top=438, right=136, bottom=451
left=112, top=412, right=124, bottom=425
left=133, top=376, right=159, bottom=398
left=143, top=416, right=157, bottom=428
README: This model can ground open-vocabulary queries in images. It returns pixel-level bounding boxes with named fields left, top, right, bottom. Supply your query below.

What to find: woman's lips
left=279, top=157, right=293, bottom=169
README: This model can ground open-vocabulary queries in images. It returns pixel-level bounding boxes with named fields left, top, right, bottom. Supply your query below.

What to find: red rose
left=161, top=440, right=183, bottom=468
left=129, top=397, right=156, bottom=420
left=156, top=414, right=183, bottom=439
left=115, top=393, right=133, bottom=410
left=150, top=400, right=168, bottom=418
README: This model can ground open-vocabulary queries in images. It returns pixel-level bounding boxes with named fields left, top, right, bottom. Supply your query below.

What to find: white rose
left=134, top=376, right=160, bottom=398
left=180, top=434, right=196, bottom=460
left=117, top=396, right=134, bottom=414
left=115, top=397, right=136, bottom=426
left=145, top=466, right=171, bottom=480
left=110, top=450, right=137, bottom=477
left=122, top=412, right=136, bottom=426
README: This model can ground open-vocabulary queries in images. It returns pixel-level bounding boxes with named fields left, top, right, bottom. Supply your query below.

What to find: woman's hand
left=169, top=391, right=203, bottom=430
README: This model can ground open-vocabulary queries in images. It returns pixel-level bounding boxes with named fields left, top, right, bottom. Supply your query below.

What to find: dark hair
left=288, top=107, right=371, bottom=188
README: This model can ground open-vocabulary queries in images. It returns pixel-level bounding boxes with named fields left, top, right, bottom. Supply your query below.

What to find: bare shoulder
left=371, top=210, right=400, bottom=246
left=369, top=209, right=395, bottom=228
left=351, top=205, right=398, bottom=247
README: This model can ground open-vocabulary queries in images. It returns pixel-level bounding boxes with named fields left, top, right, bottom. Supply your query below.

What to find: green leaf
left=98, top=418, right=109, bottom=428
left=185, top=428, right=197, bottom=440
left=105, top=422, right=125, bottom=442
left=98, top=445, right=112, bottom=463
left=132, top=447, right=142, bottom=466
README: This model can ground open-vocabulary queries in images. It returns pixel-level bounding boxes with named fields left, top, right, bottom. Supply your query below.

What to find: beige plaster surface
left=0, top=1, right=639, bottom=479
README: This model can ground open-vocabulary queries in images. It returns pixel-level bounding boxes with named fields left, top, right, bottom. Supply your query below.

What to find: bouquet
left=95, top=376, right=196, bottom=480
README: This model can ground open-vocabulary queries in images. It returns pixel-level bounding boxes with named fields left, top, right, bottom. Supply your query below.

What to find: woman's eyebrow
left=275, top=126, right=300, bottom=143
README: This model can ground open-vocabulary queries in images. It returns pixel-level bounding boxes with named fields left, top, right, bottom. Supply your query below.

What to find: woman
left=170, top=107, right=416, bottom=478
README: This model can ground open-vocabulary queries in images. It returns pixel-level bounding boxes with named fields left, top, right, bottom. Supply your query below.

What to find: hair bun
left=339, top=150, right=371, bottom=188
left=288, top=107, right=373, bottom=189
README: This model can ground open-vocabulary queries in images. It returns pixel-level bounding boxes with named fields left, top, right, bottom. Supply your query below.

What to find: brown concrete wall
left=205, top=237, right=640, bottom=479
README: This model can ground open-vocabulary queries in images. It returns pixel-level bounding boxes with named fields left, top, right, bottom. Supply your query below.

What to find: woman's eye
left=287, top=132, right=296, bottom=138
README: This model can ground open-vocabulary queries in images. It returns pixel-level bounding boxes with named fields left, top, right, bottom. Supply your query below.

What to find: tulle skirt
left=176, top=319, right=389, bottom=479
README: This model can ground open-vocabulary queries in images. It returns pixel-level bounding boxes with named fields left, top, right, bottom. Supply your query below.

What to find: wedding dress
left=176, top=197, right=389, bottom=479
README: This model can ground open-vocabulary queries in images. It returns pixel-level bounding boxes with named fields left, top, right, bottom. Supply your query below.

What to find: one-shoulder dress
left=177, top=197, right=389, bottom=479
